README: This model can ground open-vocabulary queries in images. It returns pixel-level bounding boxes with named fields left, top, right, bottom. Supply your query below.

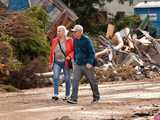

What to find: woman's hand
left=48, top=64, right=53, bottom=72
left=66, top=56, right=71, bottom=60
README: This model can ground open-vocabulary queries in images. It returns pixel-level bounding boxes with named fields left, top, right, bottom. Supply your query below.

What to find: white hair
left=57, top=25, right=69, bottom=37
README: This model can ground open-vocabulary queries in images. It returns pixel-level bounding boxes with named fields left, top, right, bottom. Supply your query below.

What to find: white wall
left=103, top=0, right=157, bottom=15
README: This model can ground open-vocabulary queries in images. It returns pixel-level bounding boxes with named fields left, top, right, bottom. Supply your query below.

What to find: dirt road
left=0, top=78, right=160, bottom=120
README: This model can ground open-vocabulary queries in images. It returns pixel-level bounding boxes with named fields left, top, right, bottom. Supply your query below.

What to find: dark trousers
left=70, top=64, right=100, bottom=101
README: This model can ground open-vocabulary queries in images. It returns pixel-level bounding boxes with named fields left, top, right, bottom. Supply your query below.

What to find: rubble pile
left=96, top=65, right=136, bottom=82
left=95, top=29, right=160, bottom=82
left=0, top=13, right=36, bottom=39
left=10, top=57, right=50, bottom=89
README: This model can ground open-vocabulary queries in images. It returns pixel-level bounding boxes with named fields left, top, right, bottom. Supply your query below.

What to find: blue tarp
left=134, top=7, right=160, bottom=36
left=8, top=0, right=29, bottom=11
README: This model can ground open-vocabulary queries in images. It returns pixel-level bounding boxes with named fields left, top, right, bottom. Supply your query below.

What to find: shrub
left=113, top=15, right=141, bottom=31
left=0, top=7, right=50, bottom=89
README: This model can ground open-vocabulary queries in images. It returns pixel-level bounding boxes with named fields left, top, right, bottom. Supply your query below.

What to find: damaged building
left=134, top=1, right=160, bottom=37
left=0, top=0, right=78, bottom=39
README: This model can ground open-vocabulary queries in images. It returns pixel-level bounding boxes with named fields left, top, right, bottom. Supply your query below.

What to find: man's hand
left=86, top=63, right=93, bottom=69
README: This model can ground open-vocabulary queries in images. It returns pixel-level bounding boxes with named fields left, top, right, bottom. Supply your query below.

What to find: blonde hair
left=57, top=25, right=69, bottom=37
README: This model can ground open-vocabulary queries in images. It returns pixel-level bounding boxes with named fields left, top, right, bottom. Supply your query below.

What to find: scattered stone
left=81, top=107, right=84, bottom=110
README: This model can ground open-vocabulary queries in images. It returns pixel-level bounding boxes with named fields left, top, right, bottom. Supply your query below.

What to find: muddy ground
left=0, top=77, right=160, bottom=120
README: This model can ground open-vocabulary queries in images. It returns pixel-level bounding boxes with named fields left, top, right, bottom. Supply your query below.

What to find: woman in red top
left=48, top=25, right=73, bottom=100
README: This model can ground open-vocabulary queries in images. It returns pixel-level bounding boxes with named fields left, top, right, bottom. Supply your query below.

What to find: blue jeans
left=52, top=61, right=71, bottom=97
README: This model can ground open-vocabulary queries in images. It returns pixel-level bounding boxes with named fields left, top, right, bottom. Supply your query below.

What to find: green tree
left=63, top=0, right=105, bottom=32
left=0, top=6, right=50, bottom=63
left=113, top=15, right=141, bottom=31
left=63, top=0, right=134, bottom=33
